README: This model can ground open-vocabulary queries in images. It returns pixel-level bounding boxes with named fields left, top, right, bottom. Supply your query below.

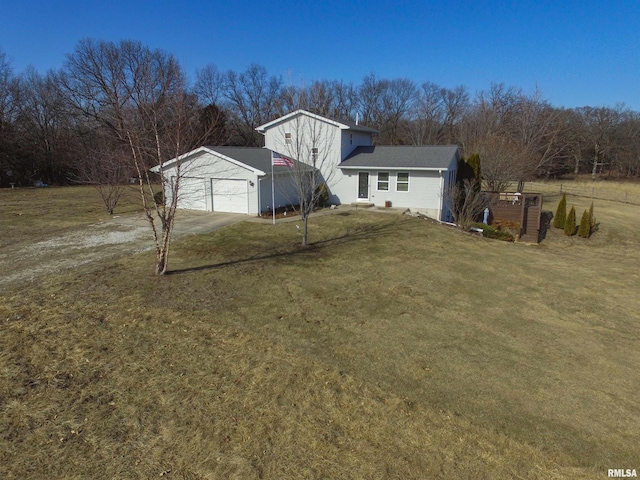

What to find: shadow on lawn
left=166, top=221, right=396, bottom=275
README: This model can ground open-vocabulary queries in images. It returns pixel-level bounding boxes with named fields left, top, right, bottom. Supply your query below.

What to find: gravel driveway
left=0, top=210, right=247, bottom=287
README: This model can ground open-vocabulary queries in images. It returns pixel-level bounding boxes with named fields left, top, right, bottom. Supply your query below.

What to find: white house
left=157, top=110, right=459, bottom=220
left=257, top=110, right=459, bottom=221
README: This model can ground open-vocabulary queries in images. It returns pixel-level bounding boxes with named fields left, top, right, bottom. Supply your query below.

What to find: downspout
left=438, top=169, right=444, bottom=221
left=258, top=176, right=262, bottom=215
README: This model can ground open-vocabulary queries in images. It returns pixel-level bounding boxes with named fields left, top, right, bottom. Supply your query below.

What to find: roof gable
left=339, top=145, right=460, bottom=171
left=207, top=146, right=304, bottom=173
left=151, top=146, right=306, bottom=176
left=256, top=109, right=378, bottom=134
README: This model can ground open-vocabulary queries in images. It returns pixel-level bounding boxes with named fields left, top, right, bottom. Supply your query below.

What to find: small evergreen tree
left=466, top=153, right=482, bottom=190
left=553, top=193, right=567, bottom=229
left=564, top=205, right=576, bottom=236
left=578, top=209, right=591, bottom=237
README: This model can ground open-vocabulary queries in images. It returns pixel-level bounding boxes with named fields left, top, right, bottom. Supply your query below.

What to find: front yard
left=1, top=186, right=638, bottom=478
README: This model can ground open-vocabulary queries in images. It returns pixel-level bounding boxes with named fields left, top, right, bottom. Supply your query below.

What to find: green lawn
left=1, top=186, right=638, bottom=479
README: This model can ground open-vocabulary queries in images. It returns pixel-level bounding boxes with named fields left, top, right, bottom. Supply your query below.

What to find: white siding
left=340, top=130, right=373, bottom=160
left=259, top=173, right=299, bottom=214
left=263, top=113, right=343, bottom=205
left=162, top=151, right=261, bottom=214
left=334, top=169, right=446, bottom=219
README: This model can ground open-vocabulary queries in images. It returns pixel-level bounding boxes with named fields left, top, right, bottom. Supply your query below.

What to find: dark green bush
left=578, top=209, right=591, bottom=238
left=564, top=205, right=576, bottom=236
left=153, top=190, right=164, bottom=206
left=553, top=193, right=567, bottom=229
left=315, top=183, right=329, bottom=208
left=469, top=222, right=514, bottom=242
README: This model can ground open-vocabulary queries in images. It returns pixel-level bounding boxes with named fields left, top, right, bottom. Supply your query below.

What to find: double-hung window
left=285, top=132, right=292, bottom=144
left=396, top=172, right=409, bottom=192
left=377, top=172, right=389, bottom=191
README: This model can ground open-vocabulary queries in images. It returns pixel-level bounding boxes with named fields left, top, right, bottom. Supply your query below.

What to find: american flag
left=272, top=151, right=294, bottom=168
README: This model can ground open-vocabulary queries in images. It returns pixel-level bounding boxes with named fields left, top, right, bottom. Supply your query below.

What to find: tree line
left=1, top=39, right=639, bottom=189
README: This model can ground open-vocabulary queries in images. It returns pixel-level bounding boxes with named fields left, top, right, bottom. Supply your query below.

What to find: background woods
left=1, top=42, right=640, bottom=189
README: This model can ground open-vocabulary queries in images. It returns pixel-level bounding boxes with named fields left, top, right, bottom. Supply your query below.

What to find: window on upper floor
left=377, top=172, right=389, bottom=191
left=311, top=147, right=318, bottom=163
left=350, top=133, right=353, bottom=145
left=285, top=132, right=292, bottom=144
left=396, top=172, right=409, bottom=192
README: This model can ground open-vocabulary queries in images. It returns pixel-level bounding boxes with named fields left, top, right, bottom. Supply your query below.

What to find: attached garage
left=153, top=146, right=300, bottom=215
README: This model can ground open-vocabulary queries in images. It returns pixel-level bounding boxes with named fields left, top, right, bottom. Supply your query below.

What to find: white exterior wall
left=334, top=169, right=446, bottom=218
left=162, top=151, right=261, bottom=214
left=263, top=114, right=344, bottom=204
left=340, top=130, right=374, bottom=160
left=260, top=113, right=378, bottom=206
left=258, top=173, right=299, bottom=214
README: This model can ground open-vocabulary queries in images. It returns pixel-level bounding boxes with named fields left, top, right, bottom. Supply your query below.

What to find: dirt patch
left=0, top=222, right=152, bottom=287
left=1, top=210, right=248, bottom=288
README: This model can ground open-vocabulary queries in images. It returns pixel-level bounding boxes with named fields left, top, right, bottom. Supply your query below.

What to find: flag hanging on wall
left=272, top=151, right=294, bottom=168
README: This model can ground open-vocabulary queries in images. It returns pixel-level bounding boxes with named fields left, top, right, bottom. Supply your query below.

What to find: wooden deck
left=486, top=192, right=543, bottom=243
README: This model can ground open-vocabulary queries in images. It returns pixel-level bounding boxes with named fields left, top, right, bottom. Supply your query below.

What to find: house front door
left=358, top=172, right=369, bottom=200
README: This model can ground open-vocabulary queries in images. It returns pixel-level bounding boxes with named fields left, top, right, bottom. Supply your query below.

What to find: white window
left=285, top=132, right=292, bottom=144
left=377, top=172, right=389, bottom=191
left=396, top=172, right=409, bottom=192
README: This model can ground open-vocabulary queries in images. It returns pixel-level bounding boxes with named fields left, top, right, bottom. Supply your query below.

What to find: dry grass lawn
left=1, top=185, right=638, bottom=479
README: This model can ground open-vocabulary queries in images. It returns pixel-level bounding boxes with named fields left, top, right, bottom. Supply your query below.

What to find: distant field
left=527, top=178, right=640, bottom=205
left=1, top=184, right=639, bottom=478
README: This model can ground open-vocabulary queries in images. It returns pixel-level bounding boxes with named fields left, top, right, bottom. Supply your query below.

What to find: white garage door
left=178, top=177, right=207, bottom=210
left=212, top=178, right=248, bottom=214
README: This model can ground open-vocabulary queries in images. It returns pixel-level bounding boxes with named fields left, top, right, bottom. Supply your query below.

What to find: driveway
left=0, top=210, right=248, bottom=287
left=110, top=209, right=247, bottom=236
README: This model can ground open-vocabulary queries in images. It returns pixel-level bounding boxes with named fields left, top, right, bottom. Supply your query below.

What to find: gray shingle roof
left=205, top=146, right=302, bottom=173
left=340, top=145, right=459, bottom=170
left=335, top=118, right=379, bottom=134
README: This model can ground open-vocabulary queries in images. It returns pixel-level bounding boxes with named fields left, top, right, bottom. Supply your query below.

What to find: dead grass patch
left=2, top=185, right=639, bottom=478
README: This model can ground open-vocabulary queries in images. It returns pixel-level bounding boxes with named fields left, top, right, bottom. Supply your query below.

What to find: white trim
left=357, top=171, right=370, bottom=201
left=339, top=165, right=450, bottom=171
left=151, top=146, right=266, bottom=176
left=376, top=171, right=390, bottom=191
left=396, top=172, right=410, bottom=192
left=256, top=109, right=346, bottom=132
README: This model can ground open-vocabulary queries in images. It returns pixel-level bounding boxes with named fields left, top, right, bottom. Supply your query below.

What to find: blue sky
left=1, top=0, right=639, bottom=110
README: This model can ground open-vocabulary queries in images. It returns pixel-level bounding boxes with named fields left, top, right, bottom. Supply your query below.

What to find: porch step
left=350, top=202, right=374, bottom=208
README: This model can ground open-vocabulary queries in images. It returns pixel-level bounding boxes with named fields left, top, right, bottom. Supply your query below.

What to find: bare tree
left=357, top=72, right=386, bottom=130
left=0, top=48, right=21, bottom=186
left=444, top=178, right=491, bottom=228
left=63, top=39, right=205, bottom=275
left=271, top=111, right=336, bottom=246
left=380, top=78, right=417, bottom=145
left=223, top=64, right=283, bottom=146
left=194, top=63, right=225, bottom=106
left=15, top=68, right=79, bottom=184
left=409, top=82, right=446, bottom=145
left=439, top=85, right=470, bottom=144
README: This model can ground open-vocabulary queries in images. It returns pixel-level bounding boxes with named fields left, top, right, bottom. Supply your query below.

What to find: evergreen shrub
left=564, top=205, right=576, bottom=236
left=553, top=193, right=567, bottom=229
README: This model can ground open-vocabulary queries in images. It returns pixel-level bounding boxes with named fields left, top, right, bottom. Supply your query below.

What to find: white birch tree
left=63, top=39, right=204, bottom=275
